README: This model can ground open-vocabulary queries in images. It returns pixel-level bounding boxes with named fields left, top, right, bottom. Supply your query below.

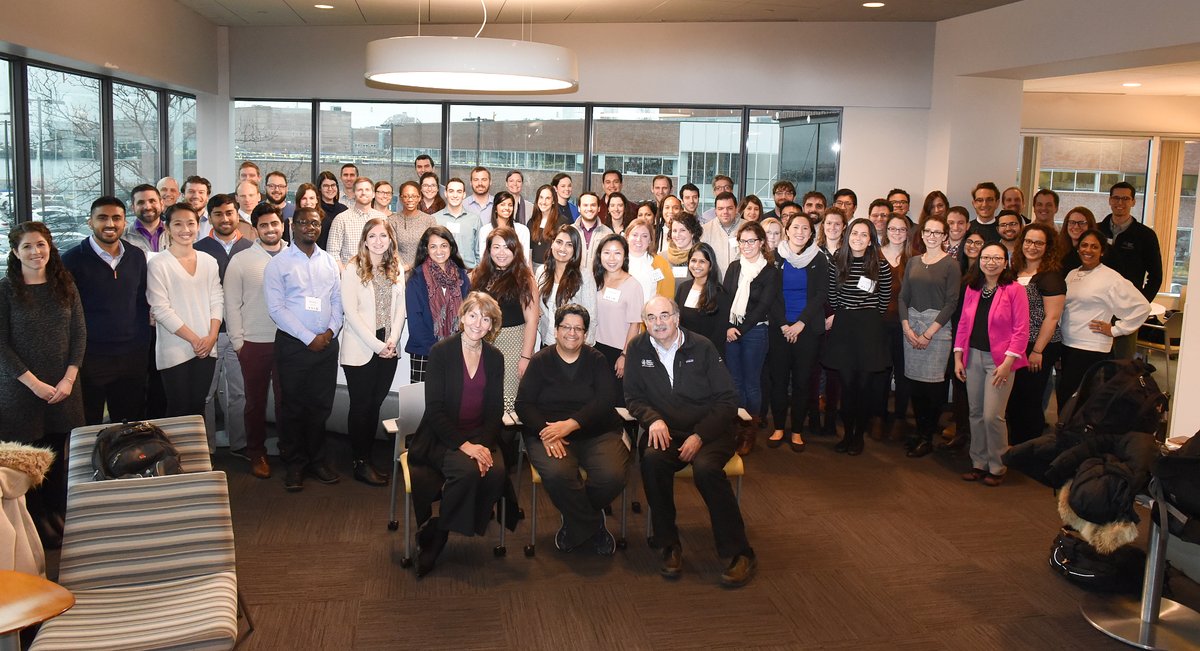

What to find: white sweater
left=1061, top=263, right=1151, bottom=353
left=147, top=250, right=224, bottom=369
left=225, top=241, right=285, bottom=348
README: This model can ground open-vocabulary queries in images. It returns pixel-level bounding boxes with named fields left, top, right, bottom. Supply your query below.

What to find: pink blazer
left=954, top=282, right=1029, bottom=370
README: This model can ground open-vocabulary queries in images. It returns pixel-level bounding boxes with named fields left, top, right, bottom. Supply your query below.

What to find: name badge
left=603, top=288, right=621, bottom=302
left=304, top=296, right=322, bottom=312
left=651, top=268, right=665, bottom=282
left=856, top=276, right=877, bottom=294
left=446, top=222, right=461, bottom=234
left=672, top=266, right=688, bottom=278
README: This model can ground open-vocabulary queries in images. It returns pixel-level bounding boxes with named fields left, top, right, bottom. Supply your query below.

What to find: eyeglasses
left=644, top=312, right=678, bottom=323
left=834, top=201, right=854, bottom=208
left=890, top=200, right=910, bottom=206
left=1023, top=239, right=1047, bottom=248
left=1110, top=196, right=1134, bottom=203
left=556, top=324, right=586, bottom=333
left=922, top=229, right=946, bottom=237
left=964, top=240, right=985, bottom=247
left=738, top=238, right=761, bottom=246
left=320, top=183, right=338, bottom=189
left=886, top=227, right=908, bottom=234
left=1066, top=219, right=1088, bottom=227
left=294, top=219, right=321, bottom=228
left=979, top=255, right=1007, bottom=263
left=266, top=183, right=287, bottom=191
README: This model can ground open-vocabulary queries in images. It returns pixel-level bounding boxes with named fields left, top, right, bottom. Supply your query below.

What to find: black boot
left=834, top=413, right=853, bottom=453
left=847, top=415, right=867, bottom=456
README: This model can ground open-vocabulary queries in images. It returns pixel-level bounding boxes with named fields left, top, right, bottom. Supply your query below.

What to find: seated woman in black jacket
left=515, top=303, right=630, bottom=555
left=407, top=291, right=506, bottom=577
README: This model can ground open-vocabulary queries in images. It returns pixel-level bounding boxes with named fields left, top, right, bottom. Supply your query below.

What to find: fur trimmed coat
left=0, top=441, right=55, bottom=576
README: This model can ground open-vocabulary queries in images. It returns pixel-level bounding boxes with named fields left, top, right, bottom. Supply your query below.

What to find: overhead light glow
left=862, top=2, right=886, bottom=7
left=366, top=36, right=578, bottom=93
left=831, top=142, right=841, bottom=153
left=314, top=4, right=335, bottom=9
left=1122, top=82, right=1142, bottom=88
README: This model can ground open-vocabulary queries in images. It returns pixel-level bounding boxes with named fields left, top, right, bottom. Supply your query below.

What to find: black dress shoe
left=766, top=432, right=785, bottom=448
left=660, top=544, right=683, bottom=579
left=937, top=435, right=967, bottom=451
left=834, top=439, right=850, bottom=453
left=789, top=434, right=806, bottom=453
left=308, top=464, right=340, bottom=484
left=906, top=441, right=933, bottom=458
left=353, top=460, right=387, bottom=486
left=284, top=467, right=304, bottom=492
left=416, top=527, right=449, bottom=578
left=720, top=553, right=757, bottom=588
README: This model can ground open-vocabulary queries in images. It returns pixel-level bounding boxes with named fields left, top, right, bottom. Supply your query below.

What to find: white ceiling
left=1024, top=61, right=1200, bottom=97
left=175, top=0, right=1021, bottom=25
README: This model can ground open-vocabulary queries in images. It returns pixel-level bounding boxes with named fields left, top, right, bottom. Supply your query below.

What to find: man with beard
left=62, top=196, right=151, bottom=424
left=125, top=183, right=170, bottom=253
left=184, top=175, right=213, bottom=239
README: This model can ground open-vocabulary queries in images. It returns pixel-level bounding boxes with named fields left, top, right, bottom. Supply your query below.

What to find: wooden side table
left=0, top=571, right=74, bottom=651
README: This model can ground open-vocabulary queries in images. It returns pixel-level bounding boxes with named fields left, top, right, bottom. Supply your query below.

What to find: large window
left=591, top=107, right=739, bottom=208
left=1035, top=136, right=1150, bottom=222
left=749, top=109, right=840, bottom=211
left=27, top=65, right=102, bottom=254
left=1170, top=140, right=1198, bottom=291
left=169, top=94, right=197, bottom=182
left=449, top=105, right=585, bottom=196
left=113, top=83, right=160, bottom=198
left=319, top=101, right=441, bottom=206
left=0, top=59, right=12, bottom=267
left=234, top=101, right=312, bottom=198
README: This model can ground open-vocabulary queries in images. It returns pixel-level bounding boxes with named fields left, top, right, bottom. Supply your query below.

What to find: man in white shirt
left=235, top=181, right=264, bottom=235
left=573, top=192, right=613, bottom=273
left=339, top=163, right=358, bottom=207
left=226, top=203, right=288, bottom=479
left=698, top=176, right=734, bottom=224
left=699, top=192, right=743, bottom=280
left=327, top=177, right=386, bottom=266
left=432, top=178, right=483, bottom=268
left=466, top=166, right=494, bottom=217
left=183, top=175, right=214, bottom=239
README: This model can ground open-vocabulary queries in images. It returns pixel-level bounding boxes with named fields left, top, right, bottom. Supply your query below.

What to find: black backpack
left=1056, top=359, right=1167, bottom=439
left=1049, top=527, right=1145, bottom=593
left=92, top=421, right=183, bottom=481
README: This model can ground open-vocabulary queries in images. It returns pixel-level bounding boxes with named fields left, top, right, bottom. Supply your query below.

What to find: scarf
left=730, top=255, right=768, bottom=325
left=777, top=241, right=819, bottom=271
left=665, top=240, right=691, bottom=265
left=423, top=259, right=463, bottom=339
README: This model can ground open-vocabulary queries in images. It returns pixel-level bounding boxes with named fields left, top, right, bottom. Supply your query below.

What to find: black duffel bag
left=91, top=421, right=183, bottom=481
left=1049, top=526, right=1145, bottom=594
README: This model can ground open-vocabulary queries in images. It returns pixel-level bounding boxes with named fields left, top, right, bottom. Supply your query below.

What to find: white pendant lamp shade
left=365, top=36, right=578, bottom=93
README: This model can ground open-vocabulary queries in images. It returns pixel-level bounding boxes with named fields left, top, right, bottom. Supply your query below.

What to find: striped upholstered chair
left=30, top=471, right=241, bottom=650
left=65, top=415, right=212, bottom=495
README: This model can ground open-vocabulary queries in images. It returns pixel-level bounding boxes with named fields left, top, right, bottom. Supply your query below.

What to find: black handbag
left=1048, top=526, right=1145, bottom=594
left=91, top=421, right=183, bottom=480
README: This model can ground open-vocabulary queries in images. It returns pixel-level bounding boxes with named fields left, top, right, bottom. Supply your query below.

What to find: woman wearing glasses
left=316, top=171, right=347, bottom=251
left=879, top=214, right=912, bottom=440
left=1057, top=206, right=1097, bottom=273
left=953, top=243, right=1028, bottom=486
left=942, top=228, right=987, bottom=450
left=418, top=172, right=446, bottom=215
left=1005, top=223, right=1064, bottom=445
left=898, top=214, right=960, bottom=457
left=723, top=221, right=781, bottom=453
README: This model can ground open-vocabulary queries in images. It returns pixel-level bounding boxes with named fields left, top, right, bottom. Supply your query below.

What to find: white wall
left=1023, top=94, right=1200, bottom=135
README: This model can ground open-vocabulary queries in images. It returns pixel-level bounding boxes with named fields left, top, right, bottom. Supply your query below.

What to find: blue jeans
left=726, top=323, right=769, bottom=415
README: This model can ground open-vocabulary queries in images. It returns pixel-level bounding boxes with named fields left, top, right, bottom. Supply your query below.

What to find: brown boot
left=736, top=419, right=757, bottom=456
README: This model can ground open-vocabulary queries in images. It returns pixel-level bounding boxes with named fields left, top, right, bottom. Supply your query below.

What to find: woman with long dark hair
left=812, top=206, right=847, bottom=436
left=918, top=190, right=949, bottom=222
left=477, top=190, right=532, bottom=267
left=294, top=182, right=323, bottom=243
left=664, top=213, right=702, bottom=287
left=723, top=221, right=780, bottom=450
left=147, top=203, right=223, bottom=419
left=340, top=217, right=405, bottom=485
left=536, top=225, right=596, bottom=347
left=1057, top=206, right=1097, bottom=273
left=941, top=228, right=987, bottom=450
left=1, top=222, right=85, bottom=545
left=822, top=219, right=892, bottom=456
left=528, top=184, right=568, bottom=268
left=603, top=192, right=631, bottom=235
left=656, top=195, right=684, bottom=255
left=592, top=234, right=644, bottom=396
left=407, top=292, right=506, bottom=578
left=1006, top=222, right=1064, bottom=445
left=316, top=171, right=348, bottom=251
left=551, top=173, right=579, bottom=223
left=418, top=172, right=446, bottom=215
left=879, top=213, right=912, bottom=439
left=405, top=225, right=470, bottom=383
left=470, top=226, right=540, bottom=411
left=675, top=242, right=731, bottom=355
left=953, top=243, right=1028, bottom=486
left=738, top=195, right=764, bottom=223
left=898, top=214, right=960, bottom=457
left=767, top=213, right=827, bottom=452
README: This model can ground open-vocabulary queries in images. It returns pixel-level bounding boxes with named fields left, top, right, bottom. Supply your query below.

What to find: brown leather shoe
left=660, top=544, right=683, bottom=579
left=720, top=553, right=757, bottom=588
left=251, top=455, right=271, bottom=479
left=982, top=473, right=1006, bottom=487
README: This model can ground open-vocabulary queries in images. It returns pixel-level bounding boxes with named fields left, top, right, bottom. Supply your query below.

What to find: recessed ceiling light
left=1122, top=82, right=1142, bottom=88
left=314, top=4, right=335, bottom=9
left=863, top=2, right=886, bottom=7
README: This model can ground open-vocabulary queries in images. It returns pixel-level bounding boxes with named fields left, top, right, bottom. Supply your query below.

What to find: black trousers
left=594, top=342, right=625, bottom=407
left=769, top=327, right=821, bottom=434
left=275, top=331, right=338, bottom=471
left=342, top=330, right=399, bottom=461
left=909, top=378, right=949, bottom=442
left=410, top=447, right=507, bottom=536
left=80, top=347, right=149, bottom=425
left=524, top=430, right=630, bottom=548
left=1006, top=341, right=1062, bottom=445
left=641, top=432, right=751, bottom=559
left=160, top=356, right=217, bottom=419
left=1057, top=345, right=1110, bottom=413
left=883, top=321, right=911, bottom=420
left=839, top=367, right=888, bottom=444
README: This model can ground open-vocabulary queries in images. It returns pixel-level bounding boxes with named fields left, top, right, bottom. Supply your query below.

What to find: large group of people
left=1, top=157, right=1165, bottom=586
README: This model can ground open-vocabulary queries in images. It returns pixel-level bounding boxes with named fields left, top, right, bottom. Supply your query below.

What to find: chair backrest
left=1165, top=310, right=1184, bottom=340
left=396, top=382, right=426, bottom=439
left=56, top=471, right=235, bottom=591
left=66, top=416, right=212, bottom=492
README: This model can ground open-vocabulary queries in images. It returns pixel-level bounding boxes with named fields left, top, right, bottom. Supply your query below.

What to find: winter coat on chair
left=0, top=442, right=55, bottom=576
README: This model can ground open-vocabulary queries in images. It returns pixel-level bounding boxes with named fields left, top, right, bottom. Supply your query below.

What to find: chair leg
left=387, top=439, right=401, bottom=531
left=736, top=476, right=742, bottom=503
left=616, top=487, right=628, bottom=550
left=494, top=497, right=507, bottom=557
left=400, top=493, right=413, bottom=568
left=525, top=482, right=537, bottom=557
left=233, top=588, right=255, bottom=648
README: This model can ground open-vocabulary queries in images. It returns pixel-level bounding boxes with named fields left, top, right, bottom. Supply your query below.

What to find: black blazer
left=408, top=332, right=505, bottom=468
left=721, top=259, right=781, bottom=335
left=769, top=251, right=829, bottom=334
left=675, top=278, right=732, bottom=356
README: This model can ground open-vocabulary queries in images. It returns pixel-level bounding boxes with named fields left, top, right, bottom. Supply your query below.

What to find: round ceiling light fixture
left=366, top=36, right=578, bottom=93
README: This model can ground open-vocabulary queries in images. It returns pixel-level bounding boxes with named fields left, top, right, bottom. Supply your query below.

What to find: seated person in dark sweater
left=515, top=303, right=629, bottom=555
left=624, top=296, right=756, bottom=588
left=61, top=195, right=151, bottom=424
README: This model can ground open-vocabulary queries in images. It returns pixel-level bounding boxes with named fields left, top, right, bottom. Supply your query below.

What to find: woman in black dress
left=674, top=242, right=731, bottom=356
left=407, top=292, right=506, bottom=577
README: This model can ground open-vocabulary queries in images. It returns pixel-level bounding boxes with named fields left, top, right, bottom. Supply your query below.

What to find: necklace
left=981, top=284, right=998, bottom=299
left=463, top=340, right=483, bottom=352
